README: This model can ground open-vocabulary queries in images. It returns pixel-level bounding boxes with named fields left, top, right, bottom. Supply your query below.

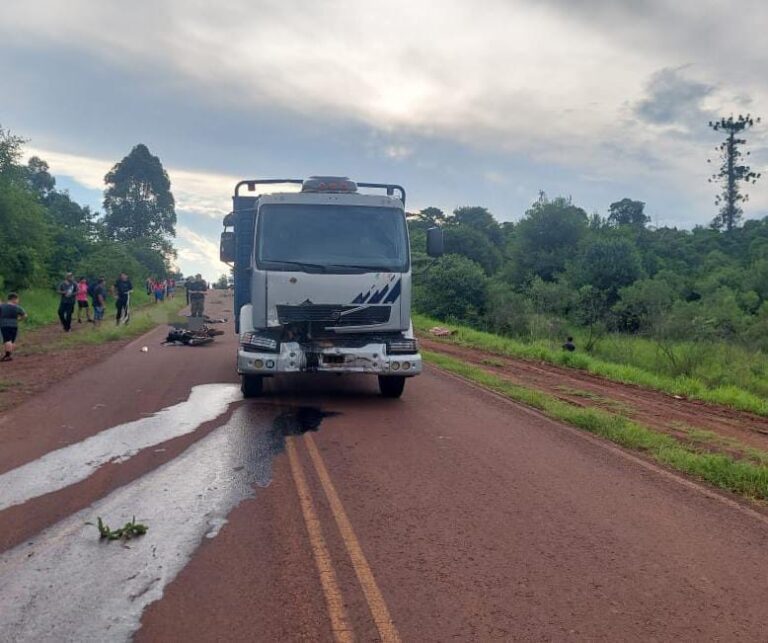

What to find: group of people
left=1, top=272, right=209, bottom=365
left=56, top=272, right=133, bottom=332
left=146, top=277, right=176, bottom=303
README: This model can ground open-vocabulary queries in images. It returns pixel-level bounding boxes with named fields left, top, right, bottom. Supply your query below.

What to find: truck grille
left=277, top=304, right=391, bottom=326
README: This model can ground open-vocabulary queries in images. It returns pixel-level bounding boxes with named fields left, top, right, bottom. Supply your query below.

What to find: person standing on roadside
left=154, top=278, right=165, bottom=303
left=188, top=274, right=207, bottom=317
left=92, top=277, right=107, bottom=327
left=113, top=272, right=133, bottom=325
left=1, top=293, right=27, bottom=362
left=57, top=272, right=77, bottom=332
left=76, top=276, right=93, bottom=324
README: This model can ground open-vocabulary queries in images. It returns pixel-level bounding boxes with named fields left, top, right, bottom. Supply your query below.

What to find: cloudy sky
left=2, top=0, right=767, bottom=280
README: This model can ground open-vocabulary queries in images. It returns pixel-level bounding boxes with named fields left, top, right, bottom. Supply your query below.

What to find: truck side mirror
left=426, top=227, right=444, bottom=258
left=220, top=231, right=235, bottom=263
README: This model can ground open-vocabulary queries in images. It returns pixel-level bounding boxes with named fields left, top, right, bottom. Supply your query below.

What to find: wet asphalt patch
left=272, top=407, right=340, bottom=437
left=0, top=400, right=339, bottom=642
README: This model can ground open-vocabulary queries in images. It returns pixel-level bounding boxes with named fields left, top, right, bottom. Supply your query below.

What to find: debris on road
left=163, top=326, right=223, bottom=347
left=89, top=516, right=148, bottom=541
left=203, top=315, right=228, bottom=324
left=429, top=326, right=457, bottom=337
left=140, top=346, right=149, bottom=353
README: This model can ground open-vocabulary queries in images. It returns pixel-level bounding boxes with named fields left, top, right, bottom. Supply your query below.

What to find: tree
left=414, top=255, right=488, bottom=323
left=0, top=125, right=25, bottom=179
left=507, top=195, right=588, bottom=282
left=215, top=273, right=229, bottom=289
left=103, top=144, right=177, bottom=249
left=571, top=237, right=644, bottom=299
left=413, top=206, right=446, bottom=228
left=708, top=115, right=762, bottom=231
left=443, top=226, right=502, bottom=274
left=25, top=156, right=56, bottom=199
left=450, top=206, right=503, bottom=246
left=608, top=198, right=649, bottom=228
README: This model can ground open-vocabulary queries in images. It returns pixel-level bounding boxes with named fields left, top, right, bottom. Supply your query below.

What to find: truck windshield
left=256, top=204, right=409, bottom=273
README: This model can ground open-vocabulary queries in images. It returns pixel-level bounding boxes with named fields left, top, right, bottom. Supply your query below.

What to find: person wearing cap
left=187, top=274, right=208, bottom=317
left=57, top=272, right=77, bottom=332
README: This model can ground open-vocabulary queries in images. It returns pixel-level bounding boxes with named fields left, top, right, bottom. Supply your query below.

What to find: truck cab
left=220, top=176, right=443, bottom=398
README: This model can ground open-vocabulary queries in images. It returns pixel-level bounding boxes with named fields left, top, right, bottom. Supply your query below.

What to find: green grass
left=0, top=379, right=19, bottom=392
left=28, top=297, right=186, bottom=351
left=12, top=287, right=156, bottom=329
left=554, top=385, right=635, bottom=416
left=673, top=424, right=768, bottom=467
left=9, top=290, right=185, bottom=354
left=414, top=314, right=768, bottom=417
left=425, top=350, right=768, bottom=501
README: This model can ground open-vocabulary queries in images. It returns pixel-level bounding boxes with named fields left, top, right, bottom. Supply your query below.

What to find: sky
left=2, top=0, right=768, bottom=280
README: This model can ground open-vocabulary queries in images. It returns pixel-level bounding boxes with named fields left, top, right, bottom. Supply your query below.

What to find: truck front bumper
left=237, top=341, right=422, bottom=376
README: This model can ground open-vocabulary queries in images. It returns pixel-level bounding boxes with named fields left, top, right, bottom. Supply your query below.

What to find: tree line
left=411, top=113, right=767, bottom=351
left=0, top=125, right=178, bottom=292
left=411, top=195, right=768, bottom=350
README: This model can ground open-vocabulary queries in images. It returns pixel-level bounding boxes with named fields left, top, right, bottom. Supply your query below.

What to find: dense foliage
left=0, top=126, right=177, bottom=292
left=411, top=192, right=768, bottom=358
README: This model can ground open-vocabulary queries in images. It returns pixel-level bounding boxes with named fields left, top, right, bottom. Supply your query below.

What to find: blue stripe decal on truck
left=382, top=279, right=401, bottom=304
left=367, top=284, right=390, bottom=304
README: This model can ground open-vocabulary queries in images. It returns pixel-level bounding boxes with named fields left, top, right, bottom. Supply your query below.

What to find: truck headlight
left=240, top=332, right=278, bottom=352
left=386, top=338, right=418, bottom=354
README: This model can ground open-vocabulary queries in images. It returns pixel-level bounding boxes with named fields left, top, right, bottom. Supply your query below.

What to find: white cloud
left=6, top=1, right=768, bottom=222
left=26, top=146, right=238, bottom=219
left=175, top=225, right=226, bottom=281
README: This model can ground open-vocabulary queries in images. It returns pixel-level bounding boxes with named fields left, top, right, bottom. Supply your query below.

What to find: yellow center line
left=305, top=433, right=402, bottom=643
left=286, top=438, right=354, bottom=643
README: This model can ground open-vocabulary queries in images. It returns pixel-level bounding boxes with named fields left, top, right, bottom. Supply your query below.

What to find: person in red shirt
left=76, top=277, right=93, bottom=324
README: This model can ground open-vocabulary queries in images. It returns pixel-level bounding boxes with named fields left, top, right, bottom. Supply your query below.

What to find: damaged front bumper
left=237, top=341, right=422, bottom=376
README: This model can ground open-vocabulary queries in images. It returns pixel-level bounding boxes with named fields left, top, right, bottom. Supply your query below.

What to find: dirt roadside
left=0, top=295, right=205, bottom=414
left=419, top=335, right=768, bottom=458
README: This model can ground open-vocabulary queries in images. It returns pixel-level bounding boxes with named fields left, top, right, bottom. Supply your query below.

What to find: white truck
left=220, top=176, right=443, bottom=398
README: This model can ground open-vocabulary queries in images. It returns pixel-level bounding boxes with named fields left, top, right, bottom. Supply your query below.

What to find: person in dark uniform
left=562, top=336, right=576, bottom=352
left=188, top=274, right=208, bottom=317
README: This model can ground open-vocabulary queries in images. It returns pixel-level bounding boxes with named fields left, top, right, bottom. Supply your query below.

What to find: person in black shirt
left=57, top=272, right=77, bottom=332
left=1, top=293, right=27, bottom=361
left=113, top=272, right=133, bottom=325
left=562, top=336, right=576, bottom=352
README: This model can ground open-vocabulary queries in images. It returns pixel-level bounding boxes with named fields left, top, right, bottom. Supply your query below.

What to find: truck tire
left=378, top=375, right=406, bottom=398
left=241, top=374, right=264, bottom=398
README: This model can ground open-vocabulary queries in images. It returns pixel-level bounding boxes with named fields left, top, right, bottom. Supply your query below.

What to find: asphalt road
left=2, top=295, right=768, bottom=641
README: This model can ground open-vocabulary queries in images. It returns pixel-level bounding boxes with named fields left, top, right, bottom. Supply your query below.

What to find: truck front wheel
left=378, top=376, right=406, bottom=398
left=241, top=374, right=264, bottom=398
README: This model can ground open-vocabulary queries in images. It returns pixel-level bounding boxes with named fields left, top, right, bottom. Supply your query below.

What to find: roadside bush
left=414, top=254, right=488, bottom=324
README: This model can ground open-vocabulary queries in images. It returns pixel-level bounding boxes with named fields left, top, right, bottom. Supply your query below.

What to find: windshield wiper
left=325, top=264, right=396, bottom=272
left=264, top=260, right=327, bottom=273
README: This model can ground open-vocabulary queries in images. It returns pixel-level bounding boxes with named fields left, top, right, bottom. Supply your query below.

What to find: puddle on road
left=0, top=402, right=338, bottom=642
left=272, top=407, right=339, bottom=437
left=0, top=384, right=241, bottom=512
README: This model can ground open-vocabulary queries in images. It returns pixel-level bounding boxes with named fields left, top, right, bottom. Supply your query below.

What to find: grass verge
left=13, top=287, right=156, bottom=330
left=414, top=314, right=768, bottom=417
left=425, top=350, right=768, bottom=502
left=22, top=297, right=186, bottom=353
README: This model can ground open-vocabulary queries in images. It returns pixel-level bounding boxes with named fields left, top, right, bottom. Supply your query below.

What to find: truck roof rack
left=234, top=178, right=406, bottom=204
